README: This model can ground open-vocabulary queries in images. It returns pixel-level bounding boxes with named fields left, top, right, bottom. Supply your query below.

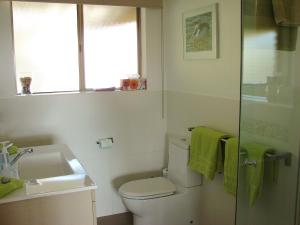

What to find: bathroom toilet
left=119, top=138, right=203, bottom=225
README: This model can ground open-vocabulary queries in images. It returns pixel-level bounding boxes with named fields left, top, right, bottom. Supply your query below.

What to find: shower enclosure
left=236, top=0, right=300, bottom=225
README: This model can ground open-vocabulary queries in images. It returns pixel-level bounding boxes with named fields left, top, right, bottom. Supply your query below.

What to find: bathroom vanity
left=0, top=144, right=97, bottom=225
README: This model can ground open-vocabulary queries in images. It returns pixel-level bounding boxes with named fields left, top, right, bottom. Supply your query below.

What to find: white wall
left=164, top=0, right=241, bottom=99
left=0, top=2, right=17, bottom=98
left=0, top=2, right=165, bottom=217
left=163, top=0, right=241, bottom=225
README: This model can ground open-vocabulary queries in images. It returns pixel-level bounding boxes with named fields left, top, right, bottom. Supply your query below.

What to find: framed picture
left=183, top=3, right=218, bottom=59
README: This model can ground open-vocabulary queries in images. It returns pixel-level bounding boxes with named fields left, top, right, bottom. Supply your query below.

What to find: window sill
left=16, top=88, right=148, bottom=97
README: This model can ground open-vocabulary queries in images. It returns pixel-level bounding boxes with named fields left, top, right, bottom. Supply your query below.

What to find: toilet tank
left=168, top=137, right=202, bottom=187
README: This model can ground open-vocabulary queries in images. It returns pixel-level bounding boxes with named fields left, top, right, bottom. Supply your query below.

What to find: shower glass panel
left=236, top=0, right=300, bottom=225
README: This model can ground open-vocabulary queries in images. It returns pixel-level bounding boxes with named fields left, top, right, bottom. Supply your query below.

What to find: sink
left=18, top=152, right=73, bottom=180
left=15, top=145, right=94, bottom=195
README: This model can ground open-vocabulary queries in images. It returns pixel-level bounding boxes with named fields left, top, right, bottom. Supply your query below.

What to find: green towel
left=189, top=127, right=229, bottom=180
left=0, top=144, right=19, bottom=155
left=0, top=177, right=24, bottom=198
left=242, top=143, right=271, bottom=207
left=224, top=138, right=239, bottom=196
left=269, top=160, right=279, bottom=184
left=8, top=145, right=18, bottom=155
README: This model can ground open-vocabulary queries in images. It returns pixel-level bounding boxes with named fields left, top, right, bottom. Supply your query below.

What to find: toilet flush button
left=97, top=138, right=114, bottom=149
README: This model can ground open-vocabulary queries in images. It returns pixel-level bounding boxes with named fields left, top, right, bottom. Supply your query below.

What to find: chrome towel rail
left=265, top=152, right=292, bottom=166
left=239, top=151, right=292, bottom=167
left=188, top=127, right=292, bottom=167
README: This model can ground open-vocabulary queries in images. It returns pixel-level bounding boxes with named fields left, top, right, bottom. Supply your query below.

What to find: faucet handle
left=0, top=142, right=11, bottom=170
left=0, top=142, right=14, bottom=152
left=6, top=143, right=13, bottom=149
left=0, top=141, right=13, bottom=150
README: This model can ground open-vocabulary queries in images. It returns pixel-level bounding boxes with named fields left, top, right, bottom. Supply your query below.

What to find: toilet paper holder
left=96, top=137, right=114, bottom=149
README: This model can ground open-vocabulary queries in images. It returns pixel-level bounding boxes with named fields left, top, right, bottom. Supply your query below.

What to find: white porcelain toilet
left=119, top=138, right=203, bottom=225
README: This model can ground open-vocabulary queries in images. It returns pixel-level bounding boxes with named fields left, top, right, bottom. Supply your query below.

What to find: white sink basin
left=18, top=151, right=73, bottom=180
left=16, top=145, right=95, bottom=195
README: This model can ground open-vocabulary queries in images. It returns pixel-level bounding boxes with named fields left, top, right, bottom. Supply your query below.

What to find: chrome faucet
left=9, top=148, right=33, bottom=166
left=0, top=141, right=34, bottom=170
left=0, top=141, right=13, bottom=170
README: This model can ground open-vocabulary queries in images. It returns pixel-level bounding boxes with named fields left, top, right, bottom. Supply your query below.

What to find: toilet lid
left=119, top=177, right=176, bottom=200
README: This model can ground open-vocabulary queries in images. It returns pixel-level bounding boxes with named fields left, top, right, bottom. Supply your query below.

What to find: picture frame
left=183, top=3, right=218, bottom=59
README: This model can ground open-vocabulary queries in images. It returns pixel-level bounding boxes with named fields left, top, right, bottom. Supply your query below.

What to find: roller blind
left=12, top=0, right=162, bottom=8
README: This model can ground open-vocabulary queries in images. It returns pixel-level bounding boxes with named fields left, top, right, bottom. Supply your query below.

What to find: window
left=12, top=2, right=140, bottom=94
left=84, top=5, right=139, bottom=89
left=242, top=31, right=277, bottom=98
left=12, top=2, right=79, bottom=93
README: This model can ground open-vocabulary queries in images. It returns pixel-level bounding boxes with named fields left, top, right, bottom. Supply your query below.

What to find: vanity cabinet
left=0, top=190, right=97, bottom=225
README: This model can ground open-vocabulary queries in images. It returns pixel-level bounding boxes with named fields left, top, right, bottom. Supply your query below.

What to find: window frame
left=10, top=2, right=142, bottom=94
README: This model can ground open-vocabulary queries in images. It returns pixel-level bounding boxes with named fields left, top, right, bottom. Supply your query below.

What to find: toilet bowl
left=118, top=138, right=203, bottom=225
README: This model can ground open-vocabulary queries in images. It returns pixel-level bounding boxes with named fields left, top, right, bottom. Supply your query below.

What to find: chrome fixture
left=242, top=159, right=257, bottom=167
left=9, top=148, right=33, bottom=166
left=188, top=127, right=292, bottom=167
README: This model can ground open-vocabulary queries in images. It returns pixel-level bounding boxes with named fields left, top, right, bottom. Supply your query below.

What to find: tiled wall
left=163, top=0, right=241, bottom=224
left=0, top=2, right=165, bottom=217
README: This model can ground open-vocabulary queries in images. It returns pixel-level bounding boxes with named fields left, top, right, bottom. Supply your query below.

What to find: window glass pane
left=12, top=2, right=79, bottom=93
left=83, top=5, right=138, bottom=89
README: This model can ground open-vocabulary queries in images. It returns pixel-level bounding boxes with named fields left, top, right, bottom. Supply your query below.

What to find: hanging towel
left=224, top=138, right=239, bottom=196
left=264, top=152, right=280, bottom=184
left=189, top=127, right=229, bottom=180
left=242, top=143, right=271, bottom=207
left=252, top=0, right=298, bottom=51
left=0, top=177, right=24, bottom=198
left=272, top=0, right=300, bottom=26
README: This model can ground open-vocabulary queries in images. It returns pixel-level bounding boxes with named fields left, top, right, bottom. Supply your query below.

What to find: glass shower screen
left=236, top=0, right=300, bottom=225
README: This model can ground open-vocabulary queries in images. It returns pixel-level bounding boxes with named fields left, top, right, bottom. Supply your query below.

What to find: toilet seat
left=119, top=177, right=176, bottom=200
